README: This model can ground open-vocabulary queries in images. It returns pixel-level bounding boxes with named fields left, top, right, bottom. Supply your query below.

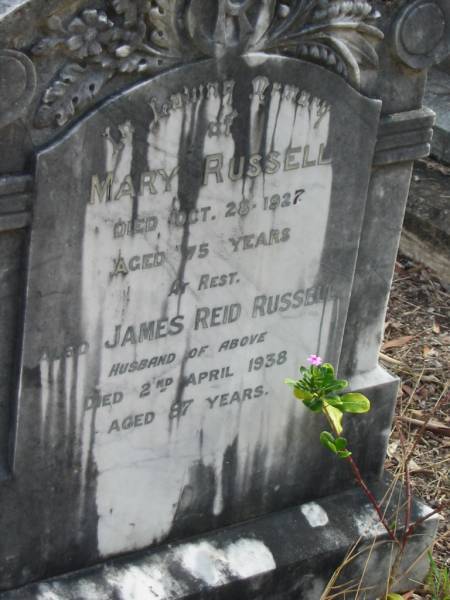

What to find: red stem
left=346, top=455, right=399, bottom=544
left=404, top=504, right=448, bottom=539
left=321, top=407, right=398, bottom=544
left=398, top=426, right=412, bottom=551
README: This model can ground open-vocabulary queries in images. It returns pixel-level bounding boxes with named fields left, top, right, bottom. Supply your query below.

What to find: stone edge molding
left=2, top=0, right=385, bottom=130
left=373, top=107, right=436, bottom=166
left=0, top=49, right=37, bottom=129
left=0, top=175, right=32, bottom=232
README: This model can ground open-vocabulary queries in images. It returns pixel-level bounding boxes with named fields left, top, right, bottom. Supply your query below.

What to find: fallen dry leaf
left=410, top=409, right=424, bottom=418
left=387, top=441, right=399, bottom=458
left=409, top=459, right=421, bottom=473
left=421, top=374, right=441, bottom=383
left=433, top=320, right=441, bottom=334
left=382, top=335, right=415, bottom=350
left=402, top=384, right=414, bottom=396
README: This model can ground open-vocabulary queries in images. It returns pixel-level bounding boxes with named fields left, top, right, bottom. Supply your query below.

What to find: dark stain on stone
left=130, top=107, right=152, bottom=227
left=170, top=460, right=216, bottom=538
left=218, top=435, right=239, bottom=521
left=169, top=346, right=189, bottom=436
left=174, top=91, right=209, bottom=316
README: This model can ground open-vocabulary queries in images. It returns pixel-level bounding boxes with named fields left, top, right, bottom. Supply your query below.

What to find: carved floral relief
left=31, top=0, right=383, bottom=128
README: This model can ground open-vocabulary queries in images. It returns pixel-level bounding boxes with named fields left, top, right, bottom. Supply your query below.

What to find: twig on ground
left=398, top=416, right=450, bottom=437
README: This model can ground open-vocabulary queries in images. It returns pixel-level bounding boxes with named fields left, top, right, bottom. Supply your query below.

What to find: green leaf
left=386, top=594, right=404, bottom=600
left=320, top=431, right=334, bottom=444
left=334, top=437, right=351, bottom=458
left=321, top=363, right=335, bottom=376
left=303, top=397, right=323, bottom=412
left=334, top=437, right=348, bottom=451
left=324, top=404, right=343, bottom=434
left=324, top=395, right=344, bottom=409
left=337, top=449, right=352, bottom=459
left=333, top=379, right=349, bottom=391
left=320, top=431, right=337, bottom=454
left=340, top=393, right=371, bottom=414
left=284, top=379, right=314, bottom=401
left=294, top=388, right=313, bottom=401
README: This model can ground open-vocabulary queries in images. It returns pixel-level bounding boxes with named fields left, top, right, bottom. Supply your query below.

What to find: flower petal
left=307, top=354, right=323, bottom=366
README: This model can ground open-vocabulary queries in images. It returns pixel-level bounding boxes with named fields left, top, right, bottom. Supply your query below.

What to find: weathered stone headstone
left=0, top=0, right=448, bottom=598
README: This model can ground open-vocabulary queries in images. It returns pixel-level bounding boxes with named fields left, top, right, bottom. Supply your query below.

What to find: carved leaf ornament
left=32, top=0, right=383, bottom=128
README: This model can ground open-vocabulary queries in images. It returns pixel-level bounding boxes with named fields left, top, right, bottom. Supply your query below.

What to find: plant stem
left=397, top=425, right=412, bottom=551
left=404, top=504, right=448, bottom=538
left=345, top=454, right=399, bottom=544
left=322, top=408, right=399, bottom=544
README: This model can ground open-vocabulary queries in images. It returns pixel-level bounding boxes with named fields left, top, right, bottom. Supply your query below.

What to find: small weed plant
left=285, top=356, right=446, bottom=600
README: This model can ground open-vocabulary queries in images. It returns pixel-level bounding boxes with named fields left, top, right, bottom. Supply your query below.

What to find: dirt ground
left=383, top=253, right=450, bottom=597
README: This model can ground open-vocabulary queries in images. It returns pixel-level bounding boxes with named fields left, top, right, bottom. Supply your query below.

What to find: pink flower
left=308, top=354, right=322, bottom=366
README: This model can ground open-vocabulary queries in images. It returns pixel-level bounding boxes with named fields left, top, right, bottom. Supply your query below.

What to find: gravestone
left=0, top=0, right=448, bottom=598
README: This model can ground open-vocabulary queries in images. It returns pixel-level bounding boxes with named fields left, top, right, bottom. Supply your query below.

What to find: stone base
left=0, top=482, right=438, bottom=600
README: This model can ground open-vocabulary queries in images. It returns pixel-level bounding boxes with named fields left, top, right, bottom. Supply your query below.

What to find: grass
left=425, top=553, right=450, bottom=600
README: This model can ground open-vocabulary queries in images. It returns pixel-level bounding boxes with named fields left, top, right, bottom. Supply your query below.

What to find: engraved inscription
left=75, top=73, right=336, bottom=452
left=26, top=59, right=381, bottom=558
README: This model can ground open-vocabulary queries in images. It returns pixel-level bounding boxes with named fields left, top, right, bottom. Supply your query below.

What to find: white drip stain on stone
left=77, top=351, right=88, bottom=487
left=106, top=565, right=170, bottom=599
left=301, top=502, right=329, bottom=527
left=38, top=579, right=103, bottom=600
left=39, top=356, right=50, bottom=431
left=36, top=539, right=275, bottom=598
left=43, top=357, right=60, bottom=441
left=76, top=73, right=334, bottom=557
left=225, top=538, right=276, bottom=578
left=178, top=542, right=227, bottom=587
left=354, top=505, right=386, bottom=538
left=106, top=560, right=190, bottom=599
left=177, top=538, right=275, bottom=586
left=36, top=588, right=63, bottom=600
